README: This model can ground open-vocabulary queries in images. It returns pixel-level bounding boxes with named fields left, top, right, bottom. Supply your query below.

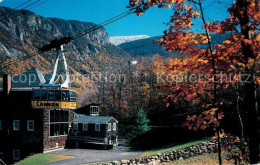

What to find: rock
left=121, top=159, right=129, bottom=164
left=0, top=6, right=113, bottom=74
left=107, top=140, right=225, bottom=165
left=147, top=160, right=158, bottom=165
left=169, top=155, right=175, bottom=160
left=112, top=161, right=120, bottom=165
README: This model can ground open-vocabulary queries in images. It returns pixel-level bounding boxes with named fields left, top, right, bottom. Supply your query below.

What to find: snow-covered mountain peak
left=109, top=35, right=150, bottom=45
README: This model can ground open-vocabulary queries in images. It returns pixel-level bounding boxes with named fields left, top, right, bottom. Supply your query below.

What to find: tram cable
left=1, top=8, right=138, bottom=69
left=0, top=0, right=32, bottom=18
left=0, top=0, right=45, bottom=66
left=1, top=0, right=41, bottom=20
left=27, top=0, right=48, bottom=10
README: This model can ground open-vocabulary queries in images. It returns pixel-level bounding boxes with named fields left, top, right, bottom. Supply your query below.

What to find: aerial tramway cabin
left=67, top=104, right=118, bottom=148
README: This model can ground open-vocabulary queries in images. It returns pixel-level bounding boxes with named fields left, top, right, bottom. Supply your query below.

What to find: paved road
left=47, top=146, right=143, bottom=165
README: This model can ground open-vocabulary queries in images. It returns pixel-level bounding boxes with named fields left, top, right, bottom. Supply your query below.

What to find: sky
left=0, top=0, right=234, bottom=37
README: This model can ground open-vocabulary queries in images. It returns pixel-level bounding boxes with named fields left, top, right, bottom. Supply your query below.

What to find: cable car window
left=55, top=90, right=61, bottom=101
left=70, top=91, right=76, bottom=101
left=34, top=90, right=41, bottom=100
left=62, top=91, right=70, bottom=101
left=48, top=90, right=55, bottom=101
left=41, top=90, right=47, bottom=100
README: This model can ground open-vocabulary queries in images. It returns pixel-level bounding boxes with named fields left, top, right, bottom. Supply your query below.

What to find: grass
left=160, top=152, right=233, bottom=165
left=89, top=137, right=230, bottom=165
left=17, top=154, right=74, bottom=165
left=140, top=137, right=211, bottom=157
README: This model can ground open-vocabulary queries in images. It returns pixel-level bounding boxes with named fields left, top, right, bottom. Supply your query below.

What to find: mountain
left=109, top=35, right=150, bottom=45
left=118, top=33, right=231, bottom=57
left=118, top=36, right=175, bottom=57
left=0, top=7, right=109, bottom=58
left=0, top=7, right=130, bottom=75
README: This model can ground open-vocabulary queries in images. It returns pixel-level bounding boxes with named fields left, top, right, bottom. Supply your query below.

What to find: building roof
left=11, top=68, right=46, bottom=88
left=73, top=114, right=118, bottom=124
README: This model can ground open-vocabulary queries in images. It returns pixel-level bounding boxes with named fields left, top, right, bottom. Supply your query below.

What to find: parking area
left=47, top=146, right=143, bottom=165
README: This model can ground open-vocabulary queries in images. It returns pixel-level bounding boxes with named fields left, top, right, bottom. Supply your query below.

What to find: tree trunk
left=236, top=84, right=244, bottom=141
left=235, top=83, right=245, bottom=155
left=236, top=0, right=259, bottom=163
left=198, top=1, right=222, bottom=164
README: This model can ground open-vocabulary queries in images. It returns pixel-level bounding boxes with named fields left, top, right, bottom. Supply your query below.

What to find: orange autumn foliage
left=130, top=0, right=260, bottom=131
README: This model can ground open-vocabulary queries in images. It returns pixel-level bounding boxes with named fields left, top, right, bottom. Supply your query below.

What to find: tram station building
left=0, top=69, right=118, bottom=164
left=0, top=69, right=77, bottom=164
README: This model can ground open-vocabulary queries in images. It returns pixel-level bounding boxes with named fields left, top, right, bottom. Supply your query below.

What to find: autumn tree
left=129, top=0, right=259, bottom=163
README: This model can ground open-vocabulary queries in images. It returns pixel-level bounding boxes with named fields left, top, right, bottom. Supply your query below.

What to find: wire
left=73, top=11, right=133, bottom=39
left=1, top=51, right=41, bottom=69
left=27, top=0, right=48, bottom=10
left=0, top=0, right=32, bottom=18
left=0, top=1, right=44, bottom=64
left=1, top=10, right=134, bottom=69
left=0, top=0, right=41, bottom=22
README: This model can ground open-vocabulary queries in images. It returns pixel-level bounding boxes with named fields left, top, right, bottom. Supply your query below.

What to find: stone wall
left=103, top=140, right=218, bottom=165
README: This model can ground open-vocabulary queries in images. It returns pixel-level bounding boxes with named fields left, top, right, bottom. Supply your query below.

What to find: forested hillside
left=119, top=33, right=231, bottom=57
left=0, top=7, right=131, bottom=92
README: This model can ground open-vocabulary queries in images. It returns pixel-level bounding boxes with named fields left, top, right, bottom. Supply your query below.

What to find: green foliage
left=130, top=126, right=212, bottom=150
left=134, top=108, right=150, bottom=136
left=117, top=109, right=151, bottom=143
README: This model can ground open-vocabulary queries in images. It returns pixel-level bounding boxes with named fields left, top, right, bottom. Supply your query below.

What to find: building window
left=107, top=123, right=111, bottom=131
left=27, top=120, right=34, bottom=131
left=13, top=150, right=20, bottom=161
left=83, top=123, right=88, bottom=131
left=73, top=123, right=78, bottom=130
left=13, top=120, right=20, bottom=130
left=90, top=106, right=99, bottom=115
left=113, top=123, right=117, bottom=131
left=0, top=120, right=2, bottom=130
left=49, top=110, right=69, bottom=136
left=95, top=124, right=100, bottom=131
